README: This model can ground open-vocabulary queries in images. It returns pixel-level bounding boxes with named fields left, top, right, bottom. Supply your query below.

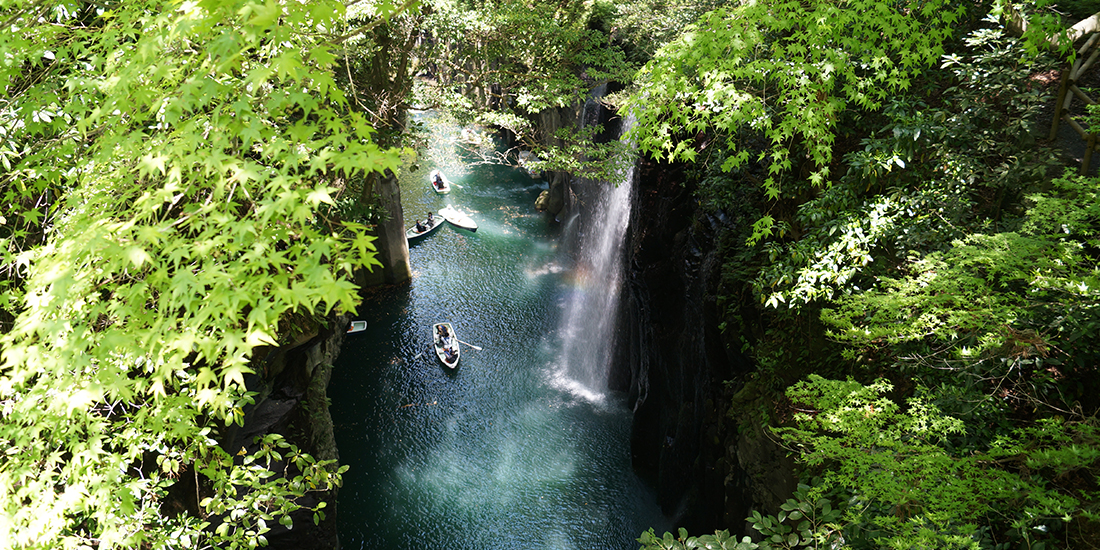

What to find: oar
left=457, top=339, right=482, bottom=351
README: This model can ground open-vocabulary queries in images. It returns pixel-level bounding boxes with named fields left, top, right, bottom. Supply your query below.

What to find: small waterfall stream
left=554, top=94, right=635, bottom=402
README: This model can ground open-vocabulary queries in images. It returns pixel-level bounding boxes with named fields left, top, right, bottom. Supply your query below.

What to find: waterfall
left=553, top=91, right=635, bottom=404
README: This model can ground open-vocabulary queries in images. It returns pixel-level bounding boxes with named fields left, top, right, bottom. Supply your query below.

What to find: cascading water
left=553, top=91, right=635, bottom=403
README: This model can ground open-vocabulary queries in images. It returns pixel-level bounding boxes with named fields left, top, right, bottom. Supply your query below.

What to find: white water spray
left=554, top=100, right=636, bottom=403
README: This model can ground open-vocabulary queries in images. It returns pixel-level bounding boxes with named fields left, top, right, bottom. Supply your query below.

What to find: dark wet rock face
left=618, top=158, right=794, bottom=536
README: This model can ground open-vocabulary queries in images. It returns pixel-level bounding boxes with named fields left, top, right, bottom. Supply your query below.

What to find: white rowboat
left=432, top=322, right=460, bottom=368
left=347, top=320, right=367, bottom=333
left=429, top=169, right=452, bottom=194
left=439, top=204, right=478, bottom=232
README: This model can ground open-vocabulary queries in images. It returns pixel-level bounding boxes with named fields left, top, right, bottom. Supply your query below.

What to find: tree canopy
left=404, top=0, right=638, bottom=174
left=622, top=0, right=968, bottom=242
left=622, top=0, right=1100, bottom=549
left=1, top=0, right=403, bottom=547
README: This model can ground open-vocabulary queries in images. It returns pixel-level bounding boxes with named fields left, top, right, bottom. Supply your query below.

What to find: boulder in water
left=534, top=189, right=550, bottom=212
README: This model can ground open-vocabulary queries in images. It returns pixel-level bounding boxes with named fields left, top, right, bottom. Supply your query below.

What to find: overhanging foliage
left=622, top=0, right=968, bottom=243
left=631, top=2, right=1099, bottom=549
left=0, top=0, right=404, bottom=547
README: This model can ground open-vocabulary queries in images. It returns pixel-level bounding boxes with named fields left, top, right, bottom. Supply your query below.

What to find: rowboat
left=346, top=320, right=367, bottom=333
left=429, top=169, right=452, bottom=194
left=432, top=322, right=460, bottom=368
left=405, top=213, right=444, bottom=242
left=438, top=204, right=478, bottom=232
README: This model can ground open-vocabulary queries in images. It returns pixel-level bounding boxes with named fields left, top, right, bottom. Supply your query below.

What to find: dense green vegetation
left=622, top=0, right=1100, bottom=549
left=3, top=0, right=1099, bottom=548
left=0, top=0, right=402, bottom=547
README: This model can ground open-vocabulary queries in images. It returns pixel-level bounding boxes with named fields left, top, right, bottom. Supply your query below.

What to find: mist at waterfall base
left=328, top=114, right=668, bottom=549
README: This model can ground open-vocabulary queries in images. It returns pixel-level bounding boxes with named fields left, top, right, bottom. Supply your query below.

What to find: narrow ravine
left=328, top=113, right=667, bottom=549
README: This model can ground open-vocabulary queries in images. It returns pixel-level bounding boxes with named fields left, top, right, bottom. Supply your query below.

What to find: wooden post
left=1051, top=69, right=1071, bottom=141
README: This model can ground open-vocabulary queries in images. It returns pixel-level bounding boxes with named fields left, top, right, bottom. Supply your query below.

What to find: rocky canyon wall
left=616, top=158, right=796, bottom=537
left=211, top=316, right=349, bottom=549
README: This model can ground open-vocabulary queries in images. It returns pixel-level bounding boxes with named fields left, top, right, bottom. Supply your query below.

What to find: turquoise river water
left=329, top=115, right=668, bottom=550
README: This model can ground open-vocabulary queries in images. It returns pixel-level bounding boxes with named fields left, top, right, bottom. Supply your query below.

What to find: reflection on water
left=329, top=113, right=666, bottom=550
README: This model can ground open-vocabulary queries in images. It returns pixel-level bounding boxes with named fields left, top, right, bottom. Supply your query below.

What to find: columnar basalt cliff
left=360, top=172, right=412, bottom=286
left=616, top=158, right=797, bottom=536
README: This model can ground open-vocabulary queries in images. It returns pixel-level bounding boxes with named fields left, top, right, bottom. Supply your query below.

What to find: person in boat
left=436, top=324, right=452, bottom=346
left=427, top=212, right=435, bottom=224
left=434, top=173, right=444, bottom=189
left=415, top=220, right=425, bottom=232
left=443, top=346, right=456, bottom=363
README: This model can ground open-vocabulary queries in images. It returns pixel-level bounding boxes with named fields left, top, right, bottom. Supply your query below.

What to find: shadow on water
left=329, top=112, right=667, bottom=550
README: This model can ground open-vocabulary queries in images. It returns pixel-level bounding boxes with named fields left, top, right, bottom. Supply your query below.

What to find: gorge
left=325, top=111, right=670, bottom=549
left=5, top=2, right=1098, bottom=549
left=307, top=93, right=796, bottom=546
